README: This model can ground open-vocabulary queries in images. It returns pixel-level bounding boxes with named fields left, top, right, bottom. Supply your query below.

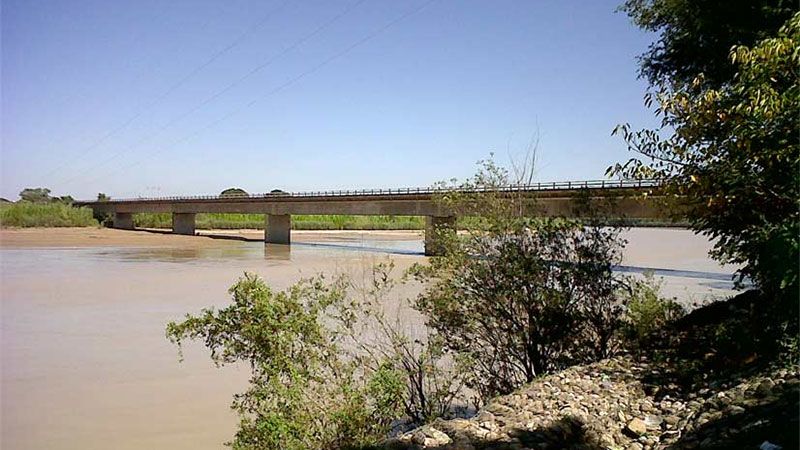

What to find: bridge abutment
left=265, top=214, right=291, bottom=245
left=172, top=213, right=196, bottom=235
left=424, top=216, right=456, bottom=256
left=113, top=213, right=134, bottom=230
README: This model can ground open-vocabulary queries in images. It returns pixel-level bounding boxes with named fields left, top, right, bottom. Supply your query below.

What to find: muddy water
left=1, top=228, right=737, bottom=450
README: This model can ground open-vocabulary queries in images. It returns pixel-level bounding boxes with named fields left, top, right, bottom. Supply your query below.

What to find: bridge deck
left=73, top=179, right=667, bottom=255
left=75, top=179, right=660, bottom=208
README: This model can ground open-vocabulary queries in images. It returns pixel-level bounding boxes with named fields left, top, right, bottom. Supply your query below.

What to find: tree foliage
left=346, top=260, right=470, bottom=424
left=220, top=187, right=249, bottom=198
left=411, top=159, right=629, bottom=401
left=19, top=187, right=52, bottom=203
left=166, top=273, right=404, bottom=449
left=619, top=272, right=685, bottom=345
left=620, top=0, right=795, bottom=90
left=611, top=13, right=800, bottom=298
left=167, top=266, right=473, bottom=448
left=54, top=195, right=74, bottom=204
left=17, top=188, right=74, bottom=205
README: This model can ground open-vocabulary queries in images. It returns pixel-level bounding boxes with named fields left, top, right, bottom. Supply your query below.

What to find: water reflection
left=93, top=245, right=260, bottom=263
left=98, top=240, right=424, bottom=264
left=263, top=244, right=291, bottom=260
left=293, top=240, right=423, bottom=256
left=46, top=239, right=425, bottom=265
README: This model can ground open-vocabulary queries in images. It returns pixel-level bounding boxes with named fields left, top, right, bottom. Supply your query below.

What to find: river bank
left=0, top=227, right=423, bottom=248
left=386, top=291, right=799, bottom=450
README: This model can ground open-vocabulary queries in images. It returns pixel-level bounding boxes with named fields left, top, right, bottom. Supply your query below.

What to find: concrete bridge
left=76, top=180, right=668, bottom=255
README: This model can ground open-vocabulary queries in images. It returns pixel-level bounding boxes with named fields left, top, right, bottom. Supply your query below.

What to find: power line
left=40, top=0, right=293, bottom=181
left=55, top=0, right=372, bottom=188
left=74, top=0, right=439, bottom=192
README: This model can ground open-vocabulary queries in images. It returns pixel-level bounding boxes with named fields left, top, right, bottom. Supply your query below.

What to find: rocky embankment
left=385, top=357, right=797, bottom=450
left=384, top=292, right=799, bottom=450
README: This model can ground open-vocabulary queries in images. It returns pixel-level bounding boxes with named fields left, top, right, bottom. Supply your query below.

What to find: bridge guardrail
left=87, top=179, right=661, bottom=203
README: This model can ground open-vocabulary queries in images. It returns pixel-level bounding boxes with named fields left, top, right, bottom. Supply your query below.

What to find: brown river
left=0, top=228, right=738, bottom=449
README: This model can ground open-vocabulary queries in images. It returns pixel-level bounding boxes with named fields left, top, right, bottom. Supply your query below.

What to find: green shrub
left=295, top=215, right=423, bottom=231
left=411, top=159, right=629, bottom=401
left=349, top=261, right=471, bottom=423
left=167, top=261, right=475, bottom=448
left=167, top=273, right=405, bottom=449
left=413, top=218, right=627, bottom=400
left=0, top=202, right=98, bottom=227
left=621, top=273, right=685, bottom=345
left=133, top=213, right=171, bottom=228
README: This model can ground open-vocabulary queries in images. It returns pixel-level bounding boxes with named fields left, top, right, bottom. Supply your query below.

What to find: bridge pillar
left=172, top=213, right=196, bottom=235
left=424, top=216, right=456, bottom=256
left=266, top=214, right=291, bottom=245
left=113, top=212, right=134, bottom=230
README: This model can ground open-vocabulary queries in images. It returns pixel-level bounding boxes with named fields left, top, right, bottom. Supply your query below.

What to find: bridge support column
left=113, top=213, right=134, bottom=230
left=172, top=213, right=196, bottom=235
left=424, top=216, right=456, bottom=256
left=266, top=214, right=291, bottom=245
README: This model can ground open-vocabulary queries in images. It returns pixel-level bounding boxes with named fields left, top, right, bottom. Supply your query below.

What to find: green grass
left=132, top=213, right=425, bottom=230
left=133, top=213, right=263, bottom=229
left=294, top=214, right=423, bottom=230
left=0, top=202, right=98, bottom=227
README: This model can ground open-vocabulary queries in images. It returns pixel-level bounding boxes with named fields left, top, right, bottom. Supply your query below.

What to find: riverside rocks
left=626, top=418, right=648, bottom=437
left=382, top=356, right=799, bottom=450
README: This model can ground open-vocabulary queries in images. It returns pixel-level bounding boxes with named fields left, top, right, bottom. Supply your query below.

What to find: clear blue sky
left=1, top=0, right=659, bottom=200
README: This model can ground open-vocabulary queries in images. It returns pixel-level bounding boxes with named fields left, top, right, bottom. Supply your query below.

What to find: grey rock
left=756, top=379, right=776, bottom=397
left=643, top=415, right=663, bottom=430
left=726, top=405, right=746, bottom=415
left=626, top=418, right=648, bottom=437
left=377, top=355, right=798, bottom=450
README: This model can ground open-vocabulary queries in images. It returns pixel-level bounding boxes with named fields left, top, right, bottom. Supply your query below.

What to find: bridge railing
left=94, top=179, right=661, bottom=203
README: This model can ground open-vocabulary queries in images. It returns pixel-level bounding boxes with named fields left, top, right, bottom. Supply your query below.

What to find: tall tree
left=19, top=187, right=51, bottom=203
left=219, top=187, right=248, bottom=198
left=612, top=13, right=799, bottom=298
left=620, top=0, right=795, bottom=90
